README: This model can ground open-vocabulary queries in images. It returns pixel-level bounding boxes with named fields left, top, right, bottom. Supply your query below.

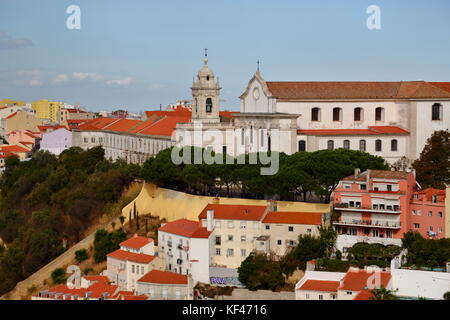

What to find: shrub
left=51, top=268, right=67, bottom=284
left=75, top=249, right=88, bottom=263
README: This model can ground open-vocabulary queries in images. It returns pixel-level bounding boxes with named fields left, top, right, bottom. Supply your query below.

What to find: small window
left=265, top=225, right=270, bottom=230
left=387, top=185, right=392, bottom=191
left=205, top=98, right=213, bottom=113
left=241, top=235, right=246, bottom=242
left=288, top=226, right=294, bottom=232
left=432, top=195, right=437, bottom=203
left=216, top=248, right=221, bottom=256
left=432, top=103, right=442, bottom=121
left=360, top=184, right=367, bottom=190
left=327, top=140, right=334, bottom=150
left=391, top=139, right=398, bottom=152
left=240, top=249, right=247, bottom=257
left=343, top=140, right=350, bottom=150
left=438, top=212, right=443, bottom=218
left=375, top=107, right=384, bottom=121
left=333, top=107, right=342, bottom=121
left=311, top=108, right=320, bottom=121
left=375, top=139, right=382, bottom=152
left=354, top=107, right=363, bottom=121
left=359, top=140, right=366, bottom=152
left=428, top=211, right=433, bottom=217
left=227, top=235, right=233, bottom=241
left=414, top=223, right=420, bottom=229
left=277, top=240, right=282, bottom=245
left=298, top=140, right=306, bottom=152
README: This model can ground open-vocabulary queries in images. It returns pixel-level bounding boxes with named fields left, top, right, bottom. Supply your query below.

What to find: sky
left=0, top=0, right=449, bottom=113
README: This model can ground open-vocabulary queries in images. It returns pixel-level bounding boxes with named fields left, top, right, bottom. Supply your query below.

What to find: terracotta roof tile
left=106, top=249, right=156, bottom=264
left=339, top=269, right=391, bottom=291
left=298, top=280, right=340, bottom=292
left=343, top=170, right=412, bottom=181
left=199, top=204, right=267, bottom=221
left=266, top=81, right=450, bottom=100
left=262, top=211, right=323, bottom=225
left=159, top=219, right=212, bottom=238
left=120, top=235, right=153, bottom=249
left=138, top=270, right=188, bottom=285
left=138, top=116, right=190, bottom=137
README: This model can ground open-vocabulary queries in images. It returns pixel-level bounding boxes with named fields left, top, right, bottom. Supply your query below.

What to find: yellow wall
left=0, top=99, right=25, bottom=107
left=31, top=99, right=61, bottom=122
left=122, top=183, right=331, bottom=223
left=6, top=111, right=43, bottom=134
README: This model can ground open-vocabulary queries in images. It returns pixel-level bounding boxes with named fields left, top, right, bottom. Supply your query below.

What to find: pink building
left=409, top=188, right=446, bottom=239
left=332, top=169, right=447, bottom=252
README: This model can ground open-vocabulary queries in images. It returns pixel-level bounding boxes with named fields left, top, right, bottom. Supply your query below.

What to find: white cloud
left=72, top=72, right=103, bottom=81
left=53, top=73, right=69, bottom=84
left=29, top=79, right=43, bottom=86
left=106, top=77, right=133, bottom=86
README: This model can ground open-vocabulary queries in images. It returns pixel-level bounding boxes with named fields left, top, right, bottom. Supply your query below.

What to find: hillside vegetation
left=0, top=146, right=140, bottom=295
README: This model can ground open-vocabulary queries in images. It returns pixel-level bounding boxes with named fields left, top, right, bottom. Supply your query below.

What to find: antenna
left=257, top=59, right=260, bottom=72
left=204, top=48, right=208, bottom=57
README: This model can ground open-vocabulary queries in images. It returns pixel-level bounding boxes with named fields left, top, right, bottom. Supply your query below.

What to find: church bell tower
left=191, top=49, right=221, bottom=123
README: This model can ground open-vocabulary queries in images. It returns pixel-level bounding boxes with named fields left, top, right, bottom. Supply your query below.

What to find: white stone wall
left=136, top=282, right=191, bottom=300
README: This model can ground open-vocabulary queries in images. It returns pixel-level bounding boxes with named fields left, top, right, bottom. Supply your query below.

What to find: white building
left=158, top=218, right=214, bottom=285
left=136, top=269, right=193, bottom=300
left=176, top=58, right=450, bottom=164
left=198, top=203, right=329, bottom=268
left=106, top=235, right=164, bottom=291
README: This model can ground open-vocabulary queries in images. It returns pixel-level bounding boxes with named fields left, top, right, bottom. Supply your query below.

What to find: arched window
left=375, top=107, right=384, bottom=121
left=206, top=98, right=213, bottom=113
left=311, top=108, right=320, bottom=121
left=354, top=108, right=363, bottom=121
left=333, top=108, right=342, bottom=121
left=343, top=140, right=350, bottom=150
left=359, top=140, right=366, bottom=152
left=375, top=139, right=382, bottom=152
left=391, top=139, right=398, bottom=152
left=298, top=140, right=306, bottom=152
left=432, top=103, right=442, bottom=121
left=327, top=140, right=334, bottom=150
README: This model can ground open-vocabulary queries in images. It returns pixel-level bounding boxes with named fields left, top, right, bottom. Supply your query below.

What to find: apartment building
left=295, top=266, right=392, bottom=301
left=158, top=218, right=213, bottom=284
left=333, top=169, right=449, bottom=253
left=198, top=203, right=329, bottom=268
left=106, top=235, right=164, bottom=291
left=136, top=270, right=192, bottom=300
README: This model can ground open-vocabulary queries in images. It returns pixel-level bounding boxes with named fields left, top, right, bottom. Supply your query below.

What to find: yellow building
left=5, top=110, right=43, bottom=134
left=31, top=99, right=62, bottom=122
left=0, top=99, right=26, bottom=107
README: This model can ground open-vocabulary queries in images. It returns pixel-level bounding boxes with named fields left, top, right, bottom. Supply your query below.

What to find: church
left=175, top=55, right=450, bottom=165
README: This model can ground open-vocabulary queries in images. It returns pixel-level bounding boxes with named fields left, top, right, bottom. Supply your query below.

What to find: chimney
left=354, top=168, right=360, bottom=178
left=206, top=209, right=214, bottom=231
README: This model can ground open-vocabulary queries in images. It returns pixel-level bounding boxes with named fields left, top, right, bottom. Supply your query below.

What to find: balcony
left=333, top=219, right=401, bottom=229
left=334, top=203, right=401, bottom=214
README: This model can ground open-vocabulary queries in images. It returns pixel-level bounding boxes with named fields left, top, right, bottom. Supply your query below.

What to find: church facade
left=176, top=58, right=450, bottom=165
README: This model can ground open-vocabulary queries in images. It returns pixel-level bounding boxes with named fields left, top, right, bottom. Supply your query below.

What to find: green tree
left=318, top=225, right=337, bottom=258
left=413, top=130, right=450, bottom=189
left=443, top=292, right=450, bottom=300
left=75, top=249, right=88, bottom=263
left=51, top=267, right=67, bottom=284
left=369, top=287, right=397, bottom=300
left=238, top=252, right=284, bottom=291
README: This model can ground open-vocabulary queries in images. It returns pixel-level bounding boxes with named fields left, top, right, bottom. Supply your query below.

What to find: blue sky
left=0, top=0, right=449, bottom=113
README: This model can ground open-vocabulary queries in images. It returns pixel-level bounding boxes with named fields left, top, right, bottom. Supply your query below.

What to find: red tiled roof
left=414, top=188, right=446, bottom=202
left=138, top=116, right=190, bottom=137
left=298, top=280, right=340, bottom=292
left=77, top=117, right=119, bottom=131
left=5, top=111, right=18, bottom=119
left=86, top=281, right=118, bottom=299
left=138, top=270, right=188, bottom=285
left=342, top=170, right=412, bottom=181
left=103, top=118, right=142, bottom=133
left=0, top=150, right=16, bottom=158
left=0, top=145, right=30, bottom=153
left=353, top=290, right=374, bottom=300
left=120, top=235, right=153, bottom=249
left=37, top=125, right=67, bottom=132
left=339, top=269, right=391, bottom=291
left=106, top=249, right=156, bottom=264
left=158, top=219, right=212, bottom=238
left=198, top=204, right=267, bottom=221
left=430, top=82, right=450, bottom=93
left=298, top=126, right=409, bottom=136
left=66, top=108, right=87, bottom=113
left=262, top=211, right=323, bottom=225
left=266, top=81, right=450, bottom=100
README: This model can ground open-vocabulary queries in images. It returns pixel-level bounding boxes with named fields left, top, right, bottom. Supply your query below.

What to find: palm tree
left=369, top=286, right=397, bottom=300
